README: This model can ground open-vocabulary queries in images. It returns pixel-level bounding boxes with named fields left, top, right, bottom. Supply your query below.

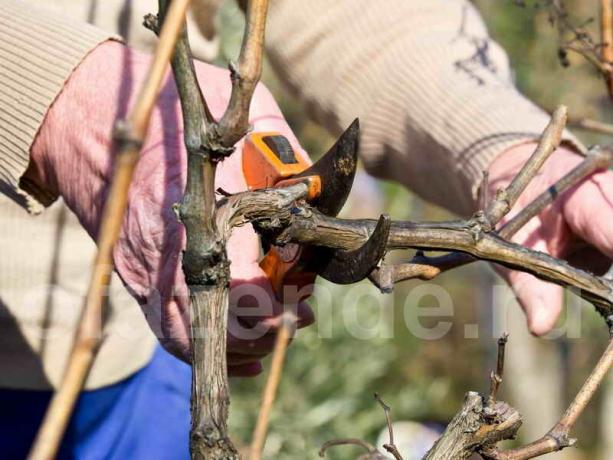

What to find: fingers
left=229, top=260, right=285, bottom=327
left=227, top=353, right=269, bottom=366
left=562, top=170, right=613, bottom=260
left=229, top=277, right=315, bottom=331
left=227, top=224, right=262, bottom=267
left=501, top=219, right=565, bottom=335
left=490, top=148, right=612, bottom=337
left=228, top=229, right=315, bottom=331
left=564, top=242, right=612, bottom=276
left=270, top=301, right=314, bottom=330
left=226, top=323, right=285, bottom=354
left=504, top=269, right=564, bottom=335
left=228, top=362, right=263, bottom=378
left=225, top=199, right=315, bottom=373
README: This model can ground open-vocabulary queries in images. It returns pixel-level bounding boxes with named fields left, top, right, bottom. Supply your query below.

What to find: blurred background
left=214, top=1, right=613, bottom=458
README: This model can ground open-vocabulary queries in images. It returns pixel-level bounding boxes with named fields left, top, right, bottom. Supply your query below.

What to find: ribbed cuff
left=0, top=0, right=118, bottom=213
left=361, top=75, right=586, bottom=216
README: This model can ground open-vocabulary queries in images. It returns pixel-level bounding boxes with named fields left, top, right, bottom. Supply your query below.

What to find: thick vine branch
left=219, top=186, right=613, bottom=328
left=298, top=213, right=609, bottom=315
left=218, top=149, right=613, bottom=324
left=153, top=0, right=270, bottom=458
left=370, top=145, right=612, bottom=287
left=423, top=392, right=522, bottom=460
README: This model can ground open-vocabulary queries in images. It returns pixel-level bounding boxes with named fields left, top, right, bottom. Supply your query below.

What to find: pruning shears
left=242, top=119, right=391, bottom=301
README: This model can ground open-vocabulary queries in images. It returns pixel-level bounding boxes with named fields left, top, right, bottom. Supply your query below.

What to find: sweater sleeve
left=0, top=0, right=116, bottom=213
left=265, top=0, right=584, bottom=216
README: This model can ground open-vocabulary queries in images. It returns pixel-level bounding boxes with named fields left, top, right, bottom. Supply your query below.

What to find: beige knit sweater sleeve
left=0, top=0, right=579, bottom=217
left=265, top=0, right=582, bottom=216
left=0, top=0, right=118, bottom=212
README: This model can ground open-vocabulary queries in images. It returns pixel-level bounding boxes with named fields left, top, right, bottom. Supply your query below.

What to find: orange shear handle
left=258, top=248, right=316, bottom=303
left=243, top=132, right=317, bottom=302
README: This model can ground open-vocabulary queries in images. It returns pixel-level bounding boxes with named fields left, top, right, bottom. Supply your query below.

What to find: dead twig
left=515, top=0, right=613, bottom=95
left=533, top=0, right=613, bottom=94
left=319, top=439, right=386, bottom=459
left=569, top=116, right=613, bottom=135
left=26, top=2, right=193, bottom=459
left=319, top=394, right=402, bottom=460
left=488, top=334, right=509, bottom=407
left=600, top=0, right=613, bottom=97
left=375, top=393, right=403, bottom=460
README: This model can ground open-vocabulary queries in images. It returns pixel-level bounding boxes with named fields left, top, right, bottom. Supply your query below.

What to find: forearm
left=265, top=0, right=584, bottom=216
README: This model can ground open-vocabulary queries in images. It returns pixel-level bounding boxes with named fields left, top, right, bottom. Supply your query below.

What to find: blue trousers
left=0, top=346, right=191, bottom=460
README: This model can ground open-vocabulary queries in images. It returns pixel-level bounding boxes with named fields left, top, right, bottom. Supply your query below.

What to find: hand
left=487, top=143, right=613, bottom=335
left=29, top=41, right=314, bottom=375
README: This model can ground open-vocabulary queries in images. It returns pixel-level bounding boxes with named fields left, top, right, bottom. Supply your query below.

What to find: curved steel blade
left=316, top=214, right=391, bottom=285
left=295, top=118, right=359, bottom=217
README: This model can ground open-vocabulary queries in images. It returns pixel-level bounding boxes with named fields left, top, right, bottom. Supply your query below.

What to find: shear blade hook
left=318, top=214, right=391, bottom=285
